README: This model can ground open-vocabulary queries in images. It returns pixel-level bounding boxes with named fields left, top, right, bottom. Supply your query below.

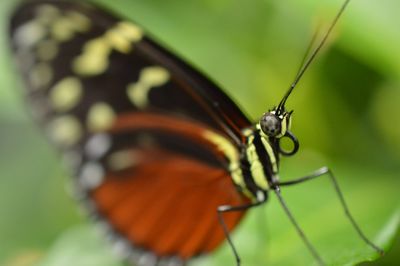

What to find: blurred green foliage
left=0, top=0, right=399, bottom=265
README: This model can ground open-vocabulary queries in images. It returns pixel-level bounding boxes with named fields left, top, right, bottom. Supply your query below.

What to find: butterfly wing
left=10, top=1, right=252, bottom=264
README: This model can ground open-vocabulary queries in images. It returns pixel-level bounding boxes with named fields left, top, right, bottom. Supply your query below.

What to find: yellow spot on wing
left=47, top=115, right=82, bottom=146
left=73, top=21, right=143, bottom=76
left=29, top=62, right=53, bottom=89
left=35, top=4, right=61, bottom=25
left=73, top=38, right=111, bottom=76
left=87, top=103, right=116, bottom=132
left=14, top=4, right=90, bottom=54
left=127, top=66, right=170, bottom=109
left=118, top=22, right=143, bottom=42
left=50, top=17, right=77, bottom=41
left=108, top=150, right=137, bottom=171
left=50, top=77, right=83, bottom=112
left=49, top=10, right=91, bottom=42
left=105, top=29, right=132, bottom=54
left=65, top=11, right=91, bottom=32
left=141, top=66, right=171, bottom=85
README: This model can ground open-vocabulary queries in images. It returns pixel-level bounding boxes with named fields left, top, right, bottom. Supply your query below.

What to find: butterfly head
left=258, top=107, right=299, bottom=156
left=259, top=107, right=292, bottom=138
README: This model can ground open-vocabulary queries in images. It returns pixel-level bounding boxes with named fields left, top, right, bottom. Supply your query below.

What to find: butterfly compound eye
left=260, top=113, right=281, bottom=137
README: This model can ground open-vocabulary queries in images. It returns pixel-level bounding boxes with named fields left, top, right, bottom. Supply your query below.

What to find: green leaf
left=191, top=162, right=399, bottom=266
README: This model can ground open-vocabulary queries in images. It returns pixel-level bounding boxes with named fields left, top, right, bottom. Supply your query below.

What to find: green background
left=0, top=0, right=399, bottom=265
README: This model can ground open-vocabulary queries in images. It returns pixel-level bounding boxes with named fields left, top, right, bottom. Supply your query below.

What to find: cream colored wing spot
left=14, top=4, right=90, bottom=63
left=127, top=66, right=170, bottom=109
left=73, top=22, right=143, bottom=76
left=73, top=38, right=111, bottom=76
left=47, top=115, right=82, bottom=146
left=117, top=22, right=143, bottom=42
left=29, top=62, right=53, bottom=89
left=50, top=17, right=81, bottom=42
left=49, top=10, right=91, bottom=42
left=107, top=150, right=139, bottom=171
left=110, top=238, right=133, bottom=259
left=35, top=4, right=61, bottom=25
left=105, top=22, right=143, bottom=54
left=141, top=66, right=170, bottom=86
left=50, top=17, right=76, bottom=42
left=87, top=102, right=116, bottom=132
left=13, top=20, right=45, bottom=49
left=36, top=39, right=59, bottom=61
left=85, top=133, right=112, bottom=160
left=50, top=77, right=83, bottom=112
left=105, top=28, right=132, bottom=54
left=79, top=162, right=105, bottom=190
left=65, top=11, right=91, bottom=32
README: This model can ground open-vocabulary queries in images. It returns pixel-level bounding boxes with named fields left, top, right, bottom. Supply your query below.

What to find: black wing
left=9, top=1, right=252, bottom=265
left=10, top=0, right=251, bottom=147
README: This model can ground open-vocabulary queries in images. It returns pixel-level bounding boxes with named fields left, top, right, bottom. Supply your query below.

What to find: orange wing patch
left=78, top=112, right=251, bottom=260
left=92, top=149, right=248, bottom=259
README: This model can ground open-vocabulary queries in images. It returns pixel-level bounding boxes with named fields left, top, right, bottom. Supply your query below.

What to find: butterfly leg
left=217, top=191, right=267, bottom=266
left=276, top=166, right=384, bottom=255
left=272, top=186, right=325, bottom=265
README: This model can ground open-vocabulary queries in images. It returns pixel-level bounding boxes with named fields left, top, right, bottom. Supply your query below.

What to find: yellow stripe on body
left=260, top=137, right=278, bottom=174
left=246, top=135, right=269, bottom=190
left=73, top=22, right=143, bottom=76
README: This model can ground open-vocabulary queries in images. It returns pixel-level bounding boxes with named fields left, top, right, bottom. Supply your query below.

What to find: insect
left=9, top=0, right=383, bottom=265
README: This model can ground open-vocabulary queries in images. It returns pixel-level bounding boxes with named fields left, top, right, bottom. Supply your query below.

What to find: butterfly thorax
left=239, top=127, right=280, bottom=198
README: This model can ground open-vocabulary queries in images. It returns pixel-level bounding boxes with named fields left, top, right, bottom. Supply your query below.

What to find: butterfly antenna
left=294, top=20, right=322, bottom=83
left=277, top=0, right=351, bottom=112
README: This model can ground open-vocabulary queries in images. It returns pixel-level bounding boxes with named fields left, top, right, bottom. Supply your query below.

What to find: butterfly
left=9, top=0, right=382, bottom=265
